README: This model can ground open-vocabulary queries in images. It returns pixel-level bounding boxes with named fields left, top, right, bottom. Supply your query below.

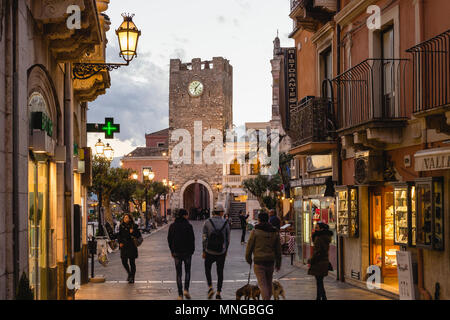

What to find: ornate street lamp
left=103, top=143, right=114, bottom=161
left=73, top=13, right=141, bottom=80
left=132, top=173, right=138, bottom=180
left=95, top=139, right=105, bottom=156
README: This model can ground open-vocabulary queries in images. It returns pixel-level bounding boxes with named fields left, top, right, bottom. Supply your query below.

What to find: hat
left=213, top=204, right=225, bottom=212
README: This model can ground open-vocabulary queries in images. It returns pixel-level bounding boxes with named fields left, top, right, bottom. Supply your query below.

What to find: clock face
left=188, top=80, right=204, bottom=97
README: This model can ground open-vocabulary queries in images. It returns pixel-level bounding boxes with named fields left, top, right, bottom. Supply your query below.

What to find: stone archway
left=180, top=180, right=214, bottom=214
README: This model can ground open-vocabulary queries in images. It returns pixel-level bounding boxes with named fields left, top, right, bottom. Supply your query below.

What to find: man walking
left=202, top=204, right=230, bottom=300
left=239, top=210, right=249, bottom=244
left=246, top=212, right=282, bottom=300
left=269, top=209, right=281, bottom=230
left=168, top=209, right=195, bottom=300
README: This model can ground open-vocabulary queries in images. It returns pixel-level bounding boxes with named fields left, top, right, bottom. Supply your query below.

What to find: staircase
left=228, top=202, right=246, bottom=229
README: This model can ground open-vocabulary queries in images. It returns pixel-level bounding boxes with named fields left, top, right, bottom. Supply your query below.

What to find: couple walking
left=167, top=204, right=230, bottom=300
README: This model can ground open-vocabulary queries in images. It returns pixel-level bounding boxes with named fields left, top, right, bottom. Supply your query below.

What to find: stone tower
left=168, top=57, right=233, bottom=211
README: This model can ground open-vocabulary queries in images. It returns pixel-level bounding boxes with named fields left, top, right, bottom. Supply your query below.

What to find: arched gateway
left=180, top=180, right=213, bottom=213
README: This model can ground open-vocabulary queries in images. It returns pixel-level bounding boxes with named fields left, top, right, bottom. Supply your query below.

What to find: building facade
left=121, top=128, right=170, bottom=217
left=284, top=0, right=450, bottom=299
left=0, top=0, right=111, bottom=299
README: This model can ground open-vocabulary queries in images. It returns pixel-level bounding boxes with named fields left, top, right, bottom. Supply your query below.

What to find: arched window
left=230, top=158, right=241, bottom=176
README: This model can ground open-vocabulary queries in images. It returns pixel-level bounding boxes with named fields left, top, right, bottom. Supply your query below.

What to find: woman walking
left=168, top=209, right=195, bottom=300
left=308, top=222, right=333, bottom=300
left=118, top=214, right=141, bottom=284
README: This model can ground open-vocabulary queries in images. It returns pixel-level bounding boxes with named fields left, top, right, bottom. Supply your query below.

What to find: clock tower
left=168, top=57, right=233, bottom=211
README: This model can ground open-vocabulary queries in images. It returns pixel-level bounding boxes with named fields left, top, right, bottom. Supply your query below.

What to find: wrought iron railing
left=290, top=97, right=336, bottom=147
left=332, top=58, right=410, bottom=131
left=406, top=29, right=450, bottom=113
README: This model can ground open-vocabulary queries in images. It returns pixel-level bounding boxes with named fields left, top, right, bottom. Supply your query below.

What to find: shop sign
left=396, top=251, right=415, bottom=300
left=294, top=176, right=332, bottom=187
left=284, top=47, right=297, bottom=128
left=415, top=148, right=450, bottom=171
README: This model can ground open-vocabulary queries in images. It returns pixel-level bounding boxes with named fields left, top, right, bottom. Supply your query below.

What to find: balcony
left=332, top=58, right=409, bottom=147
left=290, top=0, right=336, bottom=33
left=289, top=97, right=337, bottom=155
left=407, top=29, right=450, bottom=133
left=223, top=175, right=257, bottom=188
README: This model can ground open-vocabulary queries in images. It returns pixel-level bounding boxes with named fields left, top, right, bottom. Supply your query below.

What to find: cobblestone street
left=76, top=221, right=387, bottom=300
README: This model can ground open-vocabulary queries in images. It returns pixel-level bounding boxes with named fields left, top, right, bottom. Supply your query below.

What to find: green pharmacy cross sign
left=87, top=118, right=120, bottom=139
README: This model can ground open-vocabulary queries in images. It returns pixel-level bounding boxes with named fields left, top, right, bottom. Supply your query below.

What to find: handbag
left=132, top=235, right=143, bottom=247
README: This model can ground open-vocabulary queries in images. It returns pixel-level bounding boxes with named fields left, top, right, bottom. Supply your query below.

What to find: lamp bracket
left=73, top=62, right=129, bottom=80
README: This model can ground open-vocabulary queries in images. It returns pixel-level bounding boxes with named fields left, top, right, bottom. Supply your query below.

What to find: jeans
left=315, top=276, right=327, bottom=300
left=241, top=227, right=246, bottom=243
left=205, top=253, right=226, bottom=292
left=174, top=255, right=192, bottom=296
left=121, top=257, right=136, bottom=278
left=254, top=263, right=274, bottom=300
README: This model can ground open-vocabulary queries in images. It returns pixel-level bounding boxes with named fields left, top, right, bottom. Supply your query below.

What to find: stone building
left=168, top=58, right=233, bottom=213
left=0, top=0, right=112, bottom=299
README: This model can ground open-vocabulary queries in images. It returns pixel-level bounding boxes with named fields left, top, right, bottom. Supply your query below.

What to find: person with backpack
left=245, top=211, right=282, bottom=300
left=118, top=214, right=142, bottom=284
left=239, top=210, right=249, bottom=245
left=167, top=209, right=195, bottom=300
left=202, top=204, right=230, bottom=300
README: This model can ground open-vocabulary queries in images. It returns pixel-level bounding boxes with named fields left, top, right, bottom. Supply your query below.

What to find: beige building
left=0, top=0, right=112, bottom=299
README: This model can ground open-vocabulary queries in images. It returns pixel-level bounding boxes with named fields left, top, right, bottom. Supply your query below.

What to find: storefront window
left=416, top=183, right=432, bottom=247
left=28, top=159, right=49, bottom=300
left=394, top=187, right=408, bottom=245
left=303, top=201, right=311, bottom=244
left=336, top=186, right=359, bottom=237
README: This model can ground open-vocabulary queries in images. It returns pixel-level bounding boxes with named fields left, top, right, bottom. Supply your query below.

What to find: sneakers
left=207, top=288, right=215, bottom=300
left=216, top=292, right=222, bottom=300
left=184, top=290, right=191, bottom=300
left=177, top=295, right=183, bottom=300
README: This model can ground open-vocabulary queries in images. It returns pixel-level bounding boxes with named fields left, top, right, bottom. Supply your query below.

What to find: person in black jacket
left=168, top=209, right=195, bottom=300
left=239, top=210, right=249, bottom=244
left=118, top=214, right=141, bottom=284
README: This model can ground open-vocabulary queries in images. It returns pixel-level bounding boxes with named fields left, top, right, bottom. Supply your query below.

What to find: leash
left=247, top=264, right=252, bottom=285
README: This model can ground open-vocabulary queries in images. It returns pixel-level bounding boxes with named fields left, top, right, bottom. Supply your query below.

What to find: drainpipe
left=64, top=63, right=74, bottom=298
left=336, top=0, right=345, bottom=283
left=12, top=0, right=20, bottom=295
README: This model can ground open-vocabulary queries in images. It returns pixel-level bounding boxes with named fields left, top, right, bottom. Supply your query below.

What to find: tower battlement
left=170, top=57, right=232, bottom=75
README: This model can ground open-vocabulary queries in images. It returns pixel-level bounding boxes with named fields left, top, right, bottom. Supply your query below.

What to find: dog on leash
left=272, top=280, right=286, bottom=300
left=235, top=284, right=261, bottom=300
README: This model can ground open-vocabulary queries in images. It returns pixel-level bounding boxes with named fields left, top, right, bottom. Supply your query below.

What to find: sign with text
left=415, top=147, right=450, bottom=171
left=396, top=251, right=415, bottom=300
left=284, top=47, right=297, bottom=129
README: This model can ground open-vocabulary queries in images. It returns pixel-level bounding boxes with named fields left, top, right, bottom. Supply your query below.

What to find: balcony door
left=381, top=27, right=395, bottom=118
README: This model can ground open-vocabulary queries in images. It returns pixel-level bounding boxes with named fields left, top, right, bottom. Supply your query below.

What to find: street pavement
left=76, top=220, right=387, bottom=300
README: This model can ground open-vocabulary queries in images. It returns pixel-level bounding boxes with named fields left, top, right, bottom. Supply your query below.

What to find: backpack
left=207, top=219, right=227, bottom=252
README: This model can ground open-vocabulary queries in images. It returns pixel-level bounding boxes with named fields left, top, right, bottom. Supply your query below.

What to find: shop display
left=415, top=177, right=445, bottom=251
left=336, top=186, right=359, bottom=238
left=393, top=184, right=415, bottom=246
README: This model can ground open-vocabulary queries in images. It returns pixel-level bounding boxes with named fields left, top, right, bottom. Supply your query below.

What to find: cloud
left=170, top=48, right=187, bottom=61
left=87, top=50, right=169, bottom=154
left=217, top=15, right=226, bottom=24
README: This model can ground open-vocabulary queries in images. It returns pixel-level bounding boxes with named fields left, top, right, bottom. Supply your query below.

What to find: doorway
left=370, top=186, right=399, bottom=292
left=183, top=183, right=211, bottom=219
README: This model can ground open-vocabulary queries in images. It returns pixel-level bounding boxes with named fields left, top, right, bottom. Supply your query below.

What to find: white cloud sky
left=87, top=0, right=294, bottom=158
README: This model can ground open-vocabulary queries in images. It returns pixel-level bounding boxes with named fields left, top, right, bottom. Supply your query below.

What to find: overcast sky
left=87, top=0, right=294, bottom=158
